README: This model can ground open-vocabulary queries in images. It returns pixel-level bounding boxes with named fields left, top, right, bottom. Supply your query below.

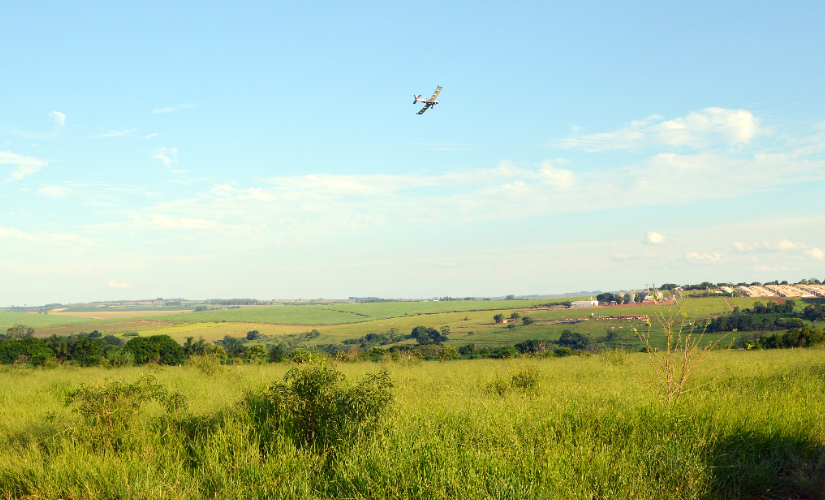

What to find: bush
left=0, top=337, right=55, bottom=366
left=522, top=316, right=535, bottom=326
left=439, top=345, right=458, bottom=361
left=290, top=349, right=312, bottom=363
left=243, top=364, right=393, bottom=451
left=554, top=347, right=575, bottom=357
left=64, top=374, right=187, bottom=446
left=104, top=346, right=134, bottom=367
left=457, top=343, right=475, bottom=356
left=124, top=335, right=185, bottom=365
left=510, top=367, right=540, bottom=392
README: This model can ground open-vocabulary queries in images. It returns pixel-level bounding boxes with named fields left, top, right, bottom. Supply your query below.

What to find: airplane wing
left=417, top=103, right=432, bottom=115
left=428, top=87, right=442, bottom=102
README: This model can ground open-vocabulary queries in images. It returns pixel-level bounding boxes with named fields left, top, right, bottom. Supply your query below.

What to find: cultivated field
left=1, top=349, right=823, bottom=499
left=7, top=296, right=795, bottom=351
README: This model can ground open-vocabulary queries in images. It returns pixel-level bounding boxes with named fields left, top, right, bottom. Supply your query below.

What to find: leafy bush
left=554, top=347, right=575, bottom=357
left=290, top=348, right=312, bottom=363
left=457, top=343, right=475, bottom=356
left=557, top=330, right=591, bottom=349
left=64, top=374, right=187, bottom=446
left=0, top=337, right=55, bottom=366
left=104, top=346, right=134, bottom=367
left=439, top=345, right=458, bottom=361
left=124, top=335, right=185, bottom=365
left=243, top=364, right=393, bottom=451
left=510, top=367, right=540, bottom=391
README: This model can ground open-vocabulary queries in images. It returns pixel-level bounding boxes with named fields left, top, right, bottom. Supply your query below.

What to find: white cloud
left=38, top=186, right=73, bottom=198
left=733, top=242, right=754, bottom=252
left=805, top=248, right=825, bottom=260
left=146, top=133, right=158, bottom=139
left=555, top=108, right=759, bottom=151
left=108, top=281, right=133, bottom=289
left=0, top=225, right=95, bottom=247
left=645, top=232, right=666, bottom=244
left=686, top=252, right=723, bottom=264
left=152, top=147, right=179, bottom=168
left=0, top=152, right=48, bottom=180
left=761, top=239, right=803, bottom=251
left=50, top=111, right=66, bottom=127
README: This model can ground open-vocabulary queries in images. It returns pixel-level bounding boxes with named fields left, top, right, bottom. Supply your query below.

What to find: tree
left=246, top=330, right=261, bottom=341
left=245, top=345, right=268, bottom=361
left=410, top=326, right=447, bottom=345
left=457, top=344, right=475, bottom=356
left=71, top=337, right=105, bottom=367
left=557, top=330, right=591, bottom=349
left=509, top=312, right=521, bottom=320
left=439, top=345, right=458, bottom=361
left=6, top=324, right=34, bottom=339
left=440, top=325, right=451, bottom=336
left=125, top=335, right=185, bottom=365
left=103, top=335, right=124, bottom=346
left=268, top=343, right=289, bottom=362
left=183, top=336, right=207, bottom=356
left=522, top=316, right=535, bottom=326
left=493, top=314, right=504, bottom=324
left=0, top=337, right=55, bottom=366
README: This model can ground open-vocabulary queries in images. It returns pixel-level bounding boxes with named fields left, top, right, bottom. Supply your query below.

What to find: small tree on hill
left=493, top=314, right=504, bottom=324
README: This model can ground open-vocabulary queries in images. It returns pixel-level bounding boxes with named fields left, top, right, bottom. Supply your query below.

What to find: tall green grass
left=1, top=349, right=823, bottom=499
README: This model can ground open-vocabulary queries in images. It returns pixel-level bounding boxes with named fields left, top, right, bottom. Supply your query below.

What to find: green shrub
left=0, top=337, right=55, bottom=366
left=510, top=367, right=540, bottom=391
left=64, top=374, right=187, bottom=446
left=124, top=335, right=185, bottom=365
left=439, top=345, right=458, bottom=361
left=243, top=364, right=393, bottom=451
left=554, top=347, right=575, bottom=357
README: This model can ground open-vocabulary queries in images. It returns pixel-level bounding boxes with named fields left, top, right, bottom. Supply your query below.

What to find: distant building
left=570, top=300, right=598, bottom=308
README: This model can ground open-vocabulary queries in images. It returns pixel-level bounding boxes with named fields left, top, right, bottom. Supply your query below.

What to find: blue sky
left=2, top=1, right=825, bottom=305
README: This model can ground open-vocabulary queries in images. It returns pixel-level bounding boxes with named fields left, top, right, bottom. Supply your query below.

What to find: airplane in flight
left=413, top=86, right=442, bottom=115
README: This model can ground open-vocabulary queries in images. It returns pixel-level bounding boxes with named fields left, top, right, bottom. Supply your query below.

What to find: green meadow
left=1, top=349, right=823, bottom=499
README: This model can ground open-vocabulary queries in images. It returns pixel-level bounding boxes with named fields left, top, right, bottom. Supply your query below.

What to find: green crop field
left=16, top=296, right=812, bottom=353
left=1, top=349, right=823, bottom=499
left=0, top=311, right=105, bottom=329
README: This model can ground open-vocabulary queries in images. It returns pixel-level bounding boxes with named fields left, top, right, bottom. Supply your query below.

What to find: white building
left=570, top=300, right=598, bottom=308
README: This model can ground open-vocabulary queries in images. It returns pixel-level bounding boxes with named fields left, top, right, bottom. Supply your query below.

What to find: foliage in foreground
left=0, top=352, right=823, bottom=499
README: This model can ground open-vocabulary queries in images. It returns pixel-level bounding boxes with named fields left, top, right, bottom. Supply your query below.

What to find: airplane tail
left=413, top=94, right=420, bottom=104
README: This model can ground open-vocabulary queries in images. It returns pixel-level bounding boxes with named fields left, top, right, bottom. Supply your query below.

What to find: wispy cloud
left=1, top=152, right=48, bottom=181
left=152, top=147, right=179, bottom=168
left=50, top=111, right=66, bottom=127
left=554, top=108, right=760, bottom=151
left=108, top=281, right=133, bottom=289
left=146, top=133, right=158, bottom=139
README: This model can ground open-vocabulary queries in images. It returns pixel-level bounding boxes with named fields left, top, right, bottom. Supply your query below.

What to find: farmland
left=5, top=296, right=809, bottom=352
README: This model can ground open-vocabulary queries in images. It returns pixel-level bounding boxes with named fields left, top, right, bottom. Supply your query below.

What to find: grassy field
left=15, top=296, right=809, bottom=352
left=0, top=349, right=823, bottom=499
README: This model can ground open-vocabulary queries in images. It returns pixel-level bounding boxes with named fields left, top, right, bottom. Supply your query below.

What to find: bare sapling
left=634, top=302, right=731, bottom=407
